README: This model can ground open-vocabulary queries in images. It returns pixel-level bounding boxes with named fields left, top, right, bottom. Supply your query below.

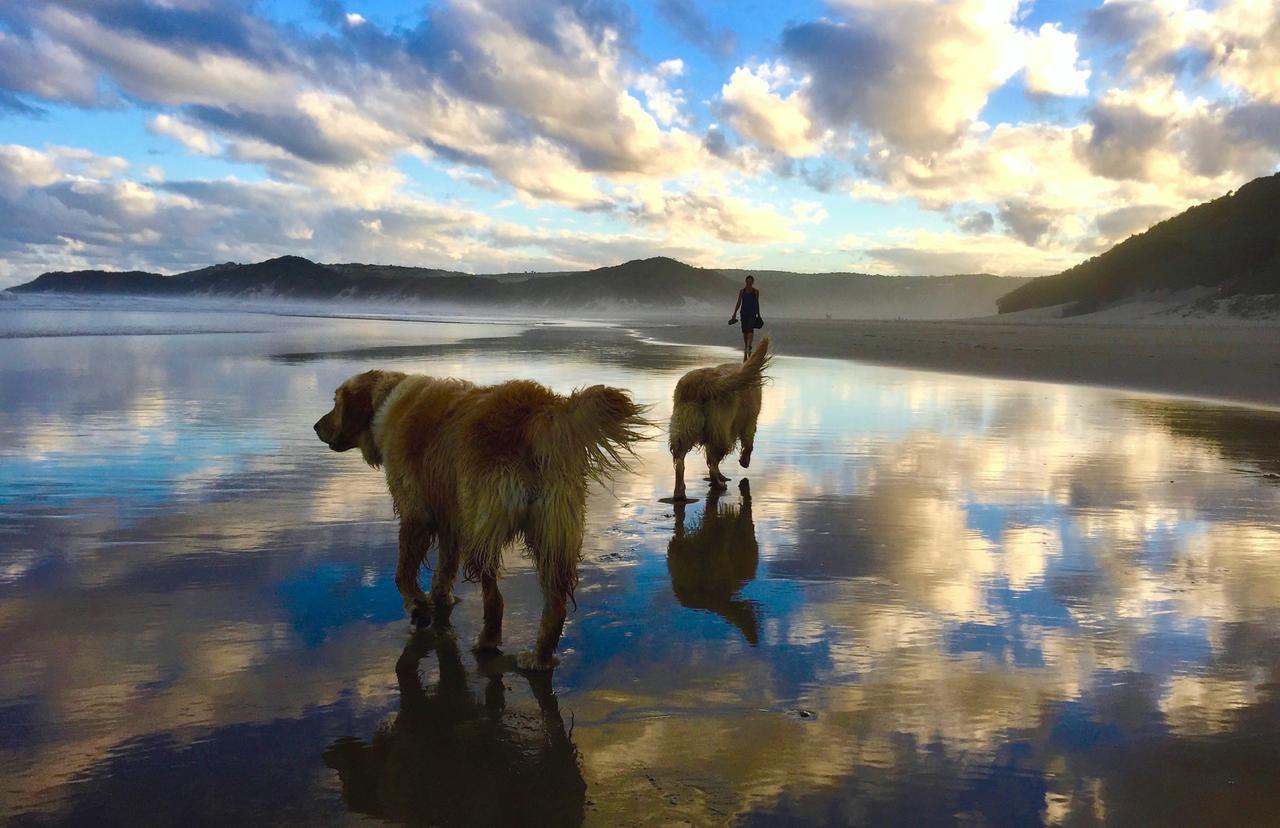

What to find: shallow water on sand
left=3, top=310, right=1280, bottom=826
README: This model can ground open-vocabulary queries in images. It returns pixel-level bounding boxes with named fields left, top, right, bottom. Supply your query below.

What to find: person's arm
left=731, top=289, right=743, bottom=320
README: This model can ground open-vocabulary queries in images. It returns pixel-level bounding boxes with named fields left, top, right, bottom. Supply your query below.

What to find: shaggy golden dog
left=314, top=370, right=645, bottom=670
left=667, top=337, right=770, bottom=502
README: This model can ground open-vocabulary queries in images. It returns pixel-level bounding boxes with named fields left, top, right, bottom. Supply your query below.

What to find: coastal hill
left=9, top=256, right=1026, bottom=320
left=998, top=172, right=1280, bottom=317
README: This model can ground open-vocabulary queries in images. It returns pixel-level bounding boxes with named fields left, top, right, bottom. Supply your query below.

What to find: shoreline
left=630, top=318, right=1280, bottom=410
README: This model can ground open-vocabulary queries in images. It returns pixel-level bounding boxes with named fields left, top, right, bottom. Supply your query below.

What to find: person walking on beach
left=729, top=275, right=762, bottom=361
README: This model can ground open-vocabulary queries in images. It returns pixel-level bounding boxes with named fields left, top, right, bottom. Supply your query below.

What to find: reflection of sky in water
left=2, top=310, right=1280, bottom=825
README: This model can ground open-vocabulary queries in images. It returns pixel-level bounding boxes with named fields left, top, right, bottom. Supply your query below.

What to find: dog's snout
left=313, top=414, right=331, bottom=443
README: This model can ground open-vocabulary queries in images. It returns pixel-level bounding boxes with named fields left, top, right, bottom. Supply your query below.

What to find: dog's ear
left=338, top=380, right=374, bottom=433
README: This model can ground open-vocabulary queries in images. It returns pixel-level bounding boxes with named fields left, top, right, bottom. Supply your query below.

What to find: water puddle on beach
left=2, top=311, right=1280, bottom=825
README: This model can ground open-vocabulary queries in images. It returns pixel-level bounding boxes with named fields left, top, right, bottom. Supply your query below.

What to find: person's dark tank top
left=741, top=288, right=759, bottom=318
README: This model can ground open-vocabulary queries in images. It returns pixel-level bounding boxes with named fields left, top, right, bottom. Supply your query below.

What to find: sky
left=0, top=0, right=1277, bottom=286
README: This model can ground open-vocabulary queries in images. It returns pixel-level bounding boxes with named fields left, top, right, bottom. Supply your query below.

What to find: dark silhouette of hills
left=9, top=254, right=1025, bottom=319
left=998, top=173, right=1280, bottom=316
left=16, top=269, right=187, bottom=295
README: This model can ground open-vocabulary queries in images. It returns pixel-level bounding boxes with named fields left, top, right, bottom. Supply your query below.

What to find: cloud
left=633, top=59, right=689, bottom=127
left=720, top=65, right=823, bottom=158
left=998, top=200, right=1060, bottom=246
left=631, top=187, right=804, bottom=245
left=777, top=0, right=1088, bottom=154
left=0, top=142, right=773, bottom=286
left=1083, top=99, right=1173, bottom=180
left=846, top=228, right=1082, bottom=277
left=0, top=27, right=98, bottom=106
left=147, top=115, right=217, bottom=155
left=848, top=77, right=1280, bottom=261
left=656, top=0, right=735, bottom=57
left=1084, top=0, right=1280, bottom=103
left=957, top=210, right=995, bottom=234
left=1225, top=104, right=1280, bottom=151
left=1093, top=204, right=1174, bottom=240
left=1023, top=23, right=1091, bottom=97
left=1, top=0, right=711, bottom=211
left=2, top=0, right=1277, bottom=278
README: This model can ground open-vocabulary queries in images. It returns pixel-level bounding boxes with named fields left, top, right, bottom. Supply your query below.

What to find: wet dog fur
left=314, top=370, right=645, bottom=670
left=668, top=337, right=770, bottom=500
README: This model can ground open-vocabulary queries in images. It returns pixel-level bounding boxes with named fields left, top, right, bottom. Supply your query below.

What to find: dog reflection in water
left=667, top=479, right=761, bottom=644
left=324, top=630, right=586, bottom=826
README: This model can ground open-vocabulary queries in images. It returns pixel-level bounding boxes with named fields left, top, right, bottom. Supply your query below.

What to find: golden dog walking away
left=668, top=336, right=770, bottom=501
left=314, top=370, right=646, bottom=670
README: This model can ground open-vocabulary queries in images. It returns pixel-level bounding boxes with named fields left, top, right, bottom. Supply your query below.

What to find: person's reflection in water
left=667, top=478, right=761, bottom=644
left=324, top=629, right=586, bottom=827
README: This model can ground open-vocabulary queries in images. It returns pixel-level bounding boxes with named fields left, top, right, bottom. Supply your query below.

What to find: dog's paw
left=708, top=477, right=729, bottom=491
left=474, top=634, right=503, bottom=653
left=739, top=450, right=752, bottom=468
left=431, top=592, right=460, bottom=612
left=408, top=604, right=432, bottom=630
left=515, top=651, right=560, bottom=672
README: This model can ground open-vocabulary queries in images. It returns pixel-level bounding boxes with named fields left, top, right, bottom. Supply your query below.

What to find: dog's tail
left=539, top=385, right=649, bottom=485
left=713, top=335, right=771, bottom=397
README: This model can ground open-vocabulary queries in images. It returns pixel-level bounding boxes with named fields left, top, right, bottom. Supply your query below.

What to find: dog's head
left=314, top=370, right=404, bottom=462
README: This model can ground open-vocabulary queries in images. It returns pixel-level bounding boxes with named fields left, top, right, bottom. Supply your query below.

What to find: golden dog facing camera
left=667, top=337, right=770, bottom=502
left=314, top=370, right=646, bottom=670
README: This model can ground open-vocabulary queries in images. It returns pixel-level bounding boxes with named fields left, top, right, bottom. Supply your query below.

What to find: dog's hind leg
left=517, top=502, right=577, bottom=671
left=664, top=407, right=700, bottom=503
left=429, top=534, right=461, bottom=623
left=705, top=445, right=730, bottom=489
left=475, top=570, right=504, bottom=652
left=737, top=388, right=762, bottom=469
left=674, top=450, right=688, bottom=499
left=396, top=518, right=434, bottom=628
left=517, top=590, right=567, bottom=672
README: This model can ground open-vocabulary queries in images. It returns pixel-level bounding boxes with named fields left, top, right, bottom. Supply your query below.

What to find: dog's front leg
left=517, top=592, right=566, bottom=671
left=673, top=452, right=687, bottom=499
left=396, top=518, right=433, bottom=628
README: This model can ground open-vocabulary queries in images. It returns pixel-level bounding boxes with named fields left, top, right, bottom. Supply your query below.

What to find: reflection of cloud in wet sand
left=7, top=317, right=1280, bottom=824
left=325, top=630, right=585, bottom=826
left=667, top=479, right=760, bottom=644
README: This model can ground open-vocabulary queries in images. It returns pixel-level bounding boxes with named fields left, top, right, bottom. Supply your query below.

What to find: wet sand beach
left=3, top=308, right=1280, bottom=825
left=637, top=317, right=1280, bottom=409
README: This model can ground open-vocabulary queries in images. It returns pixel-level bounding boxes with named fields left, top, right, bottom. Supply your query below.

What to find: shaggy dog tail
left=530, top=386, right=648, bottom=602
left=539, top=385, right=649, bottom=485
left=714, top=336, right=771, bottom=397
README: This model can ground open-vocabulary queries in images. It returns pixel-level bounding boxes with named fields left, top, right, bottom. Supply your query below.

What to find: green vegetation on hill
left=998, top=172, right=1280, bottom=315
